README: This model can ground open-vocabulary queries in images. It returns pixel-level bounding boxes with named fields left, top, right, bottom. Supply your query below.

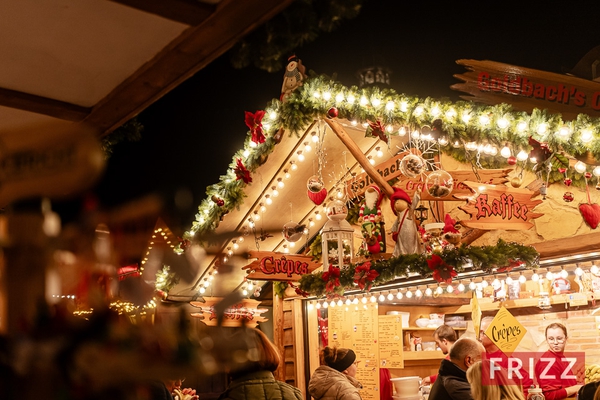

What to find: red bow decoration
left=366, top=120, right=388, bottom=143
left=353, top=261, right=379, bottom=291
left=427, top=254, right=457, bottom=284
left=528, top=136, right=552, bottom=163
left=443, top=214, right=459, bottom=234
left=289, top=282, right=310, bottom=297
left=234, top=158, right=252, bottom=183
left=322, top=266, right=341, bottom=293
left=497, top=259, right=525, bottom=273
left=245, top=110, right=266, bottom=145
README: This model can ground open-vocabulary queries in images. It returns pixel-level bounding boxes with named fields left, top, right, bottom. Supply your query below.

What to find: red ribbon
left=245, top=110, right=266, bottom=145
left=353, top=261, right=379, bottom=290
left=234, top=158, right=252, bottom=183
left=322, top=266, right=341, bottom=293
left=427, top=254, right=457, bottom=284
left=367, top=120, right=388, bottom=143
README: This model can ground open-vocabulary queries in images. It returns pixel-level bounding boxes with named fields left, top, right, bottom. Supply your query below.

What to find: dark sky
left=81, top=0, right=599, bottom=234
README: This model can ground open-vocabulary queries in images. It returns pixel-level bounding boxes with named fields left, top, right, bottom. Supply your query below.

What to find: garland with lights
left=297, top=239, right=539, bottom=298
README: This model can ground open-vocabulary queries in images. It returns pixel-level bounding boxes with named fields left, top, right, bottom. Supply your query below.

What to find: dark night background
left=67, top=0, right=599, bottom=234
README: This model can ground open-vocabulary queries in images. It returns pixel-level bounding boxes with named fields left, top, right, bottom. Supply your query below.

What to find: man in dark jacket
left=428, top=338, right=484, bottom=400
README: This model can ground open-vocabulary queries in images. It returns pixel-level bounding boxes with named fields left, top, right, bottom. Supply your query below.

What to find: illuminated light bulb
left=483, top=144, right=494, bottom=155
left=323, top=91, right=331, bottom=101
left=329, top=300, right=335, bottom=308
left=479, top=114, right=490, bottom=126
left=347, top=94, right=356, bottom=104
left=265, top=195, right=272, bottom=205
left=352, top=298, right=359, bottom=304
left=351, top=120, right=358, bottom=126
left=283, top=245, right=289, bottom=254
left=263, top=123, right=271, bottom=131
left=370, top=295, right=377, bottom=303
left=227, top=248, right=233, bottom=256
left=447, top=285, right=454, bottom=293
left=431, top=105, right=441, bottom=117
left=368, top=156, right=375, bottom=165
left=406, top=290, right=413, bottom=298
left=400, top=101, right=408, bottom=112
left=308, top=219, right=315, bottom=228
left=272, top=188, right=279, bottom=197
left=362, top=122, right=369, bottom=128
left=453, top=141, right=461, bottom=148
left=438, top=137, right=449, bottom=146
left=481, top=280, right=489, bottom=288
left=253, top=211, right=260, bottom=221
left=308, top=302, right=314, bottom=310
left=461, top=112, right=472, bottom=123
left=536, top=123, right=548, bottom=135
left=336, top=189, right=344, bottom=199
left=315, top=302, right=321, bottom=309
left=505, top=276, right=513, bottom=285
left=489, top=146, right=498, bottom=156
left=558, top=126, right=571, bottom=137
left=372, top=97, right=381, bottom=107
left=519, top=274, right=527, bottom=284
left=335, top=92, right=344, bottom=102
left=581, top=129, right=594, bottom=143
left=415, top=289, right=423, bottom=298
left=289, top=241, right=295, bottom=248
left=304, top=142, right=312, bottom=152
left=436, top=286, right=444, bottom=295
left=414, top=106, right=424, bottom=116
left=290, top=161, right=298, bottom=171
left=242, top=289, right=248, bottom=296
left=247, top=219, right=254, bottom=229
left=247, top=282, right=254, bottom=291
left=492, top=278, right=500, bottom=287
left=386, top=125, right=394, bottom=133
left=269, top=110, right=277, bottom=119
left=260, top=203, right=266, bottom=213
left=337, top=299, right=343, bottom=306
left=360, top=96, right=369, bottom=106
left=311, top=132, right=319, bottom=143
left=199, top=287, right=206, bottom=294
left=312, top=91, right=320, bottom=99
left=398, top=127, right=407, bottom=136
left=376, top=147, right=383, bottom=157
left=500, top=145, right=512, bottom=158
left=345, top=298, right=351, bottom=305
left=458, top=283, right=465, bottom=292
left=445, top=108, right=457, bottom=119
left=560, top=269, right=569, bottom=279
left=277, top=178, right=284, bottom=189
left=387, top=293, right=394, bottom=301
left=497, top=118, right=509, bottom=129
left=303, top=227, right=309, bottom=235
left=396, top=291, right=403, bottom=300
left=516, top=150, right=529, bottom=161
left=379, top=294, right=385, bottom=302
left=469, top=281, right=476, bottom=290
left=315, top=211, right=322, bottom=220
left=529, top=157, right=537, bottom=164
left=593, top=166, right=600, bottom=177
left=575, top=266, right=584, bottom=276
left=425, top=287, right=433, bottom=296
left=386, top=101, right=395, bottom=111
left=358, top=296, right=366, bottom=304
left=591, top=264, right=599, bottom=275
left=574, top=161, right=587, bottom=174
left=322, top=301, right=328, bottom=308
left=411, top=130, right=420, bottom=139
left=545, top=271, right=553, bottom=280
left=297, top=151, right=305, bottom=162
left=532, top=273, right=540, bottom=282
left=249, top=141, right=258, bottom=148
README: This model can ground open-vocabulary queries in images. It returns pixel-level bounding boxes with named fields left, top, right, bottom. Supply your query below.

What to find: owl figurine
left=280, top=55, right=307, bottom=102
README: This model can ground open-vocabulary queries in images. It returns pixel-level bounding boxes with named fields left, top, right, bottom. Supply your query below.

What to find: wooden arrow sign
left=242, top=251, right=322, bottom=281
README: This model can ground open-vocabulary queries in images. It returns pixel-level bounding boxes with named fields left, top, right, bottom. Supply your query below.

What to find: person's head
left=164, top=377, right=184, bottom=392
left=545, top=322, right=568, bottom=353
left=320, top=346, right=359, bottom=377
left=449, top=338, right=484, bottom=371
left=433, top=325, right=457, bottom=355
left=224, top=327, right=282, bottom=380
left=479, top=316, right=498, bottom=352
left=467, top=361, right=525, bottom=400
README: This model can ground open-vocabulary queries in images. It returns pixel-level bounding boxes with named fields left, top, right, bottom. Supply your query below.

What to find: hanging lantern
left=321, top=199, right=353, bottom=272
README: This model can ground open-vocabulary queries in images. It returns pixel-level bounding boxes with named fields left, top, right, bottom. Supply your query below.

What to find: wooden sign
left=243, top=251, right=321, bottom=281
left=484, top=306, right=527, bottom=353
left=190, top=297, right=268, bottom=328
left=455, top=181, right=542, bottom=230
left=452, top=59, right=600, bottom=120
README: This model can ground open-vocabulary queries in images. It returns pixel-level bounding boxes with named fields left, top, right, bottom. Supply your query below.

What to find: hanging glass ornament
left=307, top=175, right=324, bottom=193
left=425, top=170, right=454, bottom=198
left=282, top=221, right=304, bottom=242
left=399, top=154, right=425, bottom=178
left=325, top=199, right=348, bottom=221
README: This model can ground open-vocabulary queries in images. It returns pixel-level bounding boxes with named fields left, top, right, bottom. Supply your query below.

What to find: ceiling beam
left=0, top=87, right=90, bottom=122
left=109, top=0, right=217, bottom=26
left=86, top=0, right=295, bottom=137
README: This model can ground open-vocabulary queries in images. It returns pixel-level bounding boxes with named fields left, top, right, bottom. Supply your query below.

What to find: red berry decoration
left=563, top=192, right=574, bottom=202
left=563, top=178, right=572, bottom=187
left=507, top=156, right=517, bottom=166
left=327, top=107, right=339, bottom=118
left=211, top=195, right=225, bottom=207
left=585, top=172, right=593, bottom=179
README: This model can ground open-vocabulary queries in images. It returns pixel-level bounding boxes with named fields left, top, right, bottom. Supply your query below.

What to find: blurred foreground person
left=466, top=360, right=525, bottom=400
left=216, top=328, right=303, bottom=400
left=309, top=346, right=362, bottom=400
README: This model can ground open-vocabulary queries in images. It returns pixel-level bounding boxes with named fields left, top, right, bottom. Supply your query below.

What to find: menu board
left=378, top=314, right=404, bottom=368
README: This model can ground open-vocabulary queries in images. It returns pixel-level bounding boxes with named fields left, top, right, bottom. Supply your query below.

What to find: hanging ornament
left=579, top=173, right=600, bottom=229
left=282, top=221, right=305, bottom=242
left=425, top=169, right=454, bottom=198
left=510, top=176, right=523, bottom=188
left=211, top=195, right=225, bottom=207
left=306, top=176, right=327, bottom=205
left=558, top=167, right=572, bottom=186
left=563, top=191, right=574, bottom=202
left=528, top=136, right=552, bottom=163
left=507, top=156, right=517, bottom=166
left=399, top=154, right=425, bottom=178
left=327, top=107, right=339, bottom=118
left=539, top=183, right=547, bottom=199
left=326, top=199, right=348, bottom=221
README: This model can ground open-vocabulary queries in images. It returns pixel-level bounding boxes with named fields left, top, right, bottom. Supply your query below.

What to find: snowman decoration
left=280, top=55, right=307, bottom=102
left=357, top=184, right=385, bottom=254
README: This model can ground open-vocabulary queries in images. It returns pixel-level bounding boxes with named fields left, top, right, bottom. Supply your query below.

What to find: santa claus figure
left=390, top=187, right=423, bottom=256
left=358, top=185, right=385, bottom=254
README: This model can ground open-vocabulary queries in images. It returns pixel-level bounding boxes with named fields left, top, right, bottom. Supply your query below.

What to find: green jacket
left=218, top=371, right=304, bottom=400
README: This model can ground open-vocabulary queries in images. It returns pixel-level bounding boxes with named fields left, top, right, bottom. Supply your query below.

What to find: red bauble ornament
left=327, top=107, right=339, bottom=118
left=558, top=168, right=567, bottom=174
left=307, top=188, right=327, bottom=205
left=211, top=195, right=225, bottom=207
left=563, top=178, right=572, bottom=187
left=563, top=192, right=574, bottom=202
left=507, top=156, right=517, bottom=166
left=585, top=172, right=593, bottom=179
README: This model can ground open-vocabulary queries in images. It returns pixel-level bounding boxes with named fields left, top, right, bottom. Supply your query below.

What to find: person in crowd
left=309, top=346, right=363, bottom=400
left=535, top=322, right=583, bottom=400
left=577, top=380, right=600, bottom=400
left=479, top=316, right=532, bottom=397
left=428, top=337, right=485, bottom=400
left=466, top=360, right=525, bottom=400
left=421, top=325, right=458, bottom=386
left=216, top=328, right=303, bottom=400
left=169, top=377, right=199, bottom=400
left=379, top=367, right=393, bottom=400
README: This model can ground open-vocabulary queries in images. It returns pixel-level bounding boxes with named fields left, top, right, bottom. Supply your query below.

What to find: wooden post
left=272, top=291, right=285, bottom=382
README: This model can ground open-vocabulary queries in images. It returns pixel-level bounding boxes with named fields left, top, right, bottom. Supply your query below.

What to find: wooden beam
left=87, top=0, right=294, bottom=137
left=387, top=296, right=471, bottom=306
left=109, top=0, right=216, bottom=26
left=0, top=87, right=90, bottom=122
left=533, top=231, right=600, bottom=259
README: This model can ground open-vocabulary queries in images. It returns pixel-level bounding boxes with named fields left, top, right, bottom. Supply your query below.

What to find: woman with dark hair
left=308, top=346, right=362, bottom=400
left=216, top=328, right=303, bottom=400
left=535, top=322, right=583, bottom=400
